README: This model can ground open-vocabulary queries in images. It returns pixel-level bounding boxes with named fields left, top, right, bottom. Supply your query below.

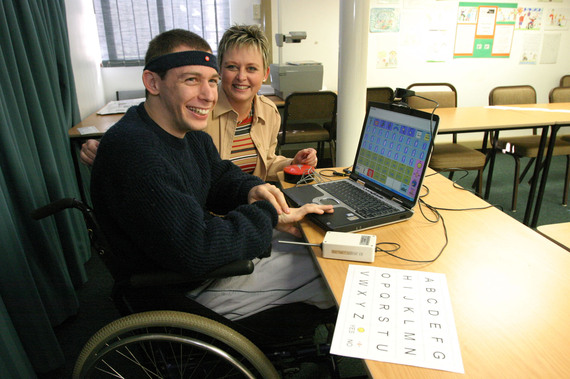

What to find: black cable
left=373, top=183, right=447, bottom=263
left=394, top=94, right=439, bottom=163
left=428, top=203, right=495, bottom=212
left=375, top=242, right=400, bottom=254
left=319, top=169, right=350, bottom=178
left=429, top=169, right=482, bottom=196
left=383, top=180, right=502, bottom=263
left=424, top=164, right=506, bottom=211
left=413, top=94, right=439, bottom=139
left=373, top=95, right=445, bottom=263
left=420, top=182, right=496, bottom=211
left=375, top=199, right=448, bottom=264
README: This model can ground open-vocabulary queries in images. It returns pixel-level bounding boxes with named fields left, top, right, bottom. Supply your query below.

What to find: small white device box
left=322, top=231, right=376, bottom=263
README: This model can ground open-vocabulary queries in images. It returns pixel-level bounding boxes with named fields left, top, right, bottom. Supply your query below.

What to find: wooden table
left=279, top=168, right=570, bottom=378
left=431, top=103, right=570, bottom=133
left=537, top=222, right=570, bottom=251
left=264, top=94, right=285, bottom=107
left=428, top=103, right=570, bottom=227
left=69, top=111, right=123, bottom=138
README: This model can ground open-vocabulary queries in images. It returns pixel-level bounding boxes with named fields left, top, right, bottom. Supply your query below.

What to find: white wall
left=273, top=0, right=570, bottom=146
left=274, top=0, right=569, bottom=106
left=231, top=0, right=262, bottom=25
left=65, top=0, right=105, bottom=119
left=364, top=0, right=570, bottom=106
left=67, top=0, right=569, bottom=119
left=270, top=0, right=340, bottom=92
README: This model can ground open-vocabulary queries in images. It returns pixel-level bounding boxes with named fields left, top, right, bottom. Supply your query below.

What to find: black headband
left=144, top=50, right=219, bottom=73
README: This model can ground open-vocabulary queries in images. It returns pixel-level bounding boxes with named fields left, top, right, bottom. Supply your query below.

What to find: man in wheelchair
left=90, top=28, right=336, bottom=354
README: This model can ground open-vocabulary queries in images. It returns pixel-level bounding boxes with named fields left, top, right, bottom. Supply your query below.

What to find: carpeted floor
left=38, top=149, right=568, bottom=378
left=445, top=153, right=569, bottom=226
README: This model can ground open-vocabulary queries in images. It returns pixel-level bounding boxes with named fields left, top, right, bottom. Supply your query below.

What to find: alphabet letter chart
left=331, top=265, right=464, bottom=374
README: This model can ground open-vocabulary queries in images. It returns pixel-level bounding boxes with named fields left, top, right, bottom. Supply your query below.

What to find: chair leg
left=329, top=140, right=336, bottom=167
left=476, top=168, right=483, bottom=197
left=519, top=157, right=536, bottom=183
left=316, top=142, right=324, bottom=163
left=484, top=133, right=501, bottom=200
left=512, top=155, right=520, bottom=212
left=562, top=155, right=570, bottom=206
left=473, top=149, right=491, bottom=195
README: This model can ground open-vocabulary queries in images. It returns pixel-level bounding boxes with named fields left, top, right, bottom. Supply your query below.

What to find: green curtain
left=0, top=0, right=91, bottom=375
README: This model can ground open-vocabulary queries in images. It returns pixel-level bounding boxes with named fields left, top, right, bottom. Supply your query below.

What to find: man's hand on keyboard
left=277, top=203, right=334, bottom=237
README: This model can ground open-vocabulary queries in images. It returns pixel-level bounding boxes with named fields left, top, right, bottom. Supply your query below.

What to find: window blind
left=93, top=0, right=230, bottom=67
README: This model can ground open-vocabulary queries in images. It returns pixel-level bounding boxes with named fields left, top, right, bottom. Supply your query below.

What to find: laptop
left=283, top=101, right=439, bottom=232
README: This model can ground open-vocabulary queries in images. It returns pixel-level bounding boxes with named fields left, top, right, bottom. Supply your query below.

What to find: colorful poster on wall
left=516, top=8, right=543, bottom=30
left=454, top=2, right=517, bottom=58
left=519, top=33, right=540, bottom=64
left=375, top=49, right=399, bottom=68
left=544, top=8, right=570, bottom=31
left=370, top=8, right=401, bottom=33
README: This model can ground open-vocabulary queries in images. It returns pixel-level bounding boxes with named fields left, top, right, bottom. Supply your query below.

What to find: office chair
left=366, top=86, right=394, bottom=104
left=489, top=85, right=570, bottom=210
left=406, top=83, right=487, bottom=196
left=279, top=91, right=337, bottom=166
left=550, top=86, right=570, bottom=103
left=32, top=199, right=337, bottom=378
left=560, top=75, right=570, bottom=87
left=551, top=86, right=570, bottom=144
left=549, top=87, right=570, bottom=205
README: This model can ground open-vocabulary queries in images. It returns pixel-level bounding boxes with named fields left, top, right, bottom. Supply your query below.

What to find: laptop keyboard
left=319, top=180, right=397, bottom=218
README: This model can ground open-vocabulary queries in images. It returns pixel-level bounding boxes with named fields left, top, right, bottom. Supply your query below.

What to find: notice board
left=454, top=2, right=518, bottom=58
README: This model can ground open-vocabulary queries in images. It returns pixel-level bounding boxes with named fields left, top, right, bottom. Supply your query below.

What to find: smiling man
left=90, top=29, right=334, bottom=321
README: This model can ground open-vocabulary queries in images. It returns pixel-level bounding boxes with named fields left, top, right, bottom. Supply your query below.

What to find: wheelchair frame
left=32, top=198, right=338, bottom=378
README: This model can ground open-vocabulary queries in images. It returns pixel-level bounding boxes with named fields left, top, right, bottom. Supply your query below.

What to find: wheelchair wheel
left=72, top=310, right=279, bottom=378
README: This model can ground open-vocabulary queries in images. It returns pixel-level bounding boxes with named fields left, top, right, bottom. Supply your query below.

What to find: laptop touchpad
left=316, top=197, right=340, bottom=206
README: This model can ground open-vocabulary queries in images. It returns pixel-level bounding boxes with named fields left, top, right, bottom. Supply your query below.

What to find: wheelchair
left=32, top=198, right=339, bottom=378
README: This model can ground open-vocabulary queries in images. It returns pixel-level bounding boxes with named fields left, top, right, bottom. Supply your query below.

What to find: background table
left=429, top=103, right=570, bottom=227
left=279, top=168, right=570, bottom=378
left=537, top=222, right=570, bottom=252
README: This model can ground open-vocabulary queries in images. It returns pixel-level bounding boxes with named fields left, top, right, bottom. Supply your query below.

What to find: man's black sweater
left=91, top=104, right=278, bottom=277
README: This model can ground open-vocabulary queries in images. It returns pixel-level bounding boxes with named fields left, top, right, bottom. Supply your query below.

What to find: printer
left=269, top=61, right=323, bottom=100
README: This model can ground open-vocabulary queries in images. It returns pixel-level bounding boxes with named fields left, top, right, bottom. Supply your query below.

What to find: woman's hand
left=292, top=148, right=318, bottom=167
left=80, top=139, right=100, bottom=166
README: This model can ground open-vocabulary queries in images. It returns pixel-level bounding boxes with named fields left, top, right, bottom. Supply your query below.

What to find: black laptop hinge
left=392, top=197, right=403, bottom=204
left=356, top=179, right=365, bottom=186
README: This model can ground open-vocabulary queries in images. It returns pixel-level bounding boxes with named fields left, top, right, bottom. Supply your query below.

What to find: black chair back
left=31, top=198, right=254, bottom=314
left=280, top=91, right=337, bottom=146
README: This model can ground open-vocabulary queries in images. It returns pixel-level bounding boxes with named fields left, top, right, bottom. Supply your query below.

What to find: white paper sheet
left=331, top=265, right=464, bottom=374
left=487, top=105, right=570, bottom=113
left=96, top=98, right=145, bottom=115
left=77, top=126, right=100, bottom=135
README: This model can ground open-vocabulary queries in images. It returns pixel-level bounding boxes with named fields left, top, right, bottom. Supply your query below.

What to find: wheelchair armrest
left=205, top=259, right=255, bottom=278
left=128, top=259, right=255, bottom=288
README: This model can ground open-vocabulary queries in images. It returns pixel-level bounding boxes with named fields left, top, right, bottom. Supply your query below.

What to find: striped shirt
left=230, top=106, right=258, bottom=174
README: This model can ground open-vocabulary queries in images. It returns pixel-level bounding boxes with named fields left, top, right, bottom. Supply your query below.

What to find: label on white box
left=322, top=231, right=377, bottom=263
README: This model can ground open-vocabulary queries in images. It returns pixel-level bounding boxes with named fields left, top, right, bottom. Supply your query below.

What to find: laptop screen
left=353, top=103, right=436, bottom=203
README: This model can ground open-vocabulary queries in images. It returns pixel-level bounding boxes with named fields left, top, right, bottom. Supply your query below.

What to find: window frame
left=93, top=0, right=230, bottom=68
